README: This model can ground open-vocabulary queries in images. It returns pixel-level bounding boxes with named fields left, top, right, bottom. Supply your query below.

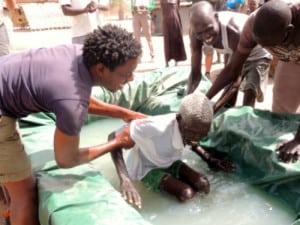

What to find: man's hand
left=276, top=139, right=300, bottom=163
left=123, top=111, right=147, bottom=123
left=206, top=156, right=235, bottom=173
left=115, top=126, right=135, bottom=149
left=98, top=4, right=109, bottom=11
left=120, top=177, right=142, bottom=209
left=85, top=1, right=98, bottom=13
left=191, top=145, right=235, bottom=172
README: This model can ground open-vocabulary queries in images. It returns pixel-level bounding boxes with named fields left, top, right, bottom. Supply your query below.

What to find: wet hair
left=83, top=24, right=142, bottom=71
left=253, top=0, right=291, bottom=44
left=178, top=92, right=213, bottom=128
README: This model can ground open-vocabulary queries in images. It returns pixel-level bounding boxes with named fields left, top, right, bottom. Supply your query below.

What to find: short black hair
left=83, top=24, right=142, bottom=71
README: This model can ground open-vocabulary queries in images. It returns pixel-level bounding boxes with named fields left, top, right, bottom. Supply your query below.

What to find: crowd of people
left=1, top=0, right=300, bottom=224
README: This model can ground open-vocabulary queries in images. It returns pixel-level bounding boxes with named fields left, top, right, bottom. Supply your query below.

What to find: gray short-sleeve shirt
left=0, top=44, right=92, bottom=135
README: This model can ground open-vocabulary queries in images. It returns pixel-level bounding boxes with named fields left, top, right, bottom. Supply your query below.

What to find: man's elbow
left=55, top=155, right=79, bottom=168
left=61, top=5, right=71, bottom=16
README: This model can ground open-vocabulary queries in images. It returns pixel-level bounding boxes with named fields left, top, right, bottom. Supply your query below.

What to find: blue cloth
left=226, top=0, right=244, bottom=9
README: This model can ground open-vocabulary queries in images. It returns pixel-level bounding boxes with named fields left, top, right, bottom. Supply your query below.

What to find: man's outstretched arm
left=206, top=49, right=248, bottom=100
left=108, top=131, right=142, bottom=209
left=88, top=96, right=147, bottom=122
left=187, top=34, right=203, bottom=94
left=190, top=145, right=235, bottom=172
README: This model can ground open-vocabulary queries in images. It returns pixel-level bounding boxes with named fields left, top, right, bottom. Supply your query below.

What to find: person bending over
left=109, top=92, right=235, bottom=208
left=0, top=24, right=146, bottom=225
left=187, top=1, right=272, bottom=109
left=205, top=0, right=300, bottom=163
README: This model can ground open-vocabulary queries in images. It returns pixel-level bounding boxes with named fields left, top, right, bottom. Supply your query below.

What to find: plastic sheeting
left=200, top=106, right=300, bottom=223
left=19, top=66, right=211, bottom=225
left=19, top=65, right=300, bottom=224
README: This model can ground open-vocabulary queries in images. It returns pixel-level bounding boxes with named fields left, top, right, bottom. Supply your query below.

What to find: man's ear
left=96, top=63, right=106, bottom=74
left=93, top=63, right=107, bottom=80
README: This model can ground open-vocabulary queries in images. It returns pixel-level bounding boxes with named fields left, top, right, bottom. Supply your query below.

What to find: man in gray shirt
left=0, top=24, right=145, bottom=225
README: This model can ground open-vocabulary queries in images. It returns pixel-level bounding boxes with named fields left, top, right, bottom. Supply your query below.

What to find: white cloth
left=126, top=113, right=188, bottom=180
left=214, top=11, right=272, bottom=61
left=59, top=0, right=101, bottom=38
left=133, top=0, right=150, bottom=7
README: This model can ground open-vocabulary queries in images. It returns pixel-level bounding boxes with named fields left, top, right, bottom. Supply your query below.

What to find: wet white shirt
left=126, top=113, right=188, bottom=180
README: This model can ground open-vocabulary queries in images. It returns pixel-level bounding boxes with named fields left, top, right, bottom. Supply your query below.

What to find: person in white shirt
left=60, top=0, right=108, bottom=44
left=0, top=0, right=16, bottom=55
left=109, top=92, right=235, bottom=208
left=131, top=0, right=155, bottom=61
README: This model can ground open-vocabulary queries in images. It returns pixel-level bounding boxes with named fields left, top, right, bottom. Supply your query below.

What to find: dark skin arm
left=53, top=96, right=146, bottom=168
left=187, top=31, right=204, bottom=94
left=108, top=130, right=142, bottom=209
left=61, top=1, right=101, bottom=16
left=206, top=18, right=249, bottom=101
left=212, top=74, right=243, bottom=113
left=88, top=96, right=147, bottom=122
left=276, top=125, right=300, bottom=163
left=3, top=0, right=16, bottom=12
left=206, top=48, right=249, bottom=100
left=191, top=145, right=235, bottom=172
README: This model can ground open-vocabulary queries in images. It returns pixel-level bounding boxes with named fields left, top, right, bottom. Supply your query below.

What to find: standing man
left=0, top=0, right=19, bottom=56
left=60, top=0, right=108, bottom=44
left=206, top=0, right=300, bottom=163
left=202, top=0, right=227, bottom=80
left=160, top=0, right=187, bottom=67
left=0, top=24, right=145, bottom=225
left=131, top=0, right=155, bottom=61
left=187, top=1, right=272, bottom=108
left=0, top=0, right=9, bottom=56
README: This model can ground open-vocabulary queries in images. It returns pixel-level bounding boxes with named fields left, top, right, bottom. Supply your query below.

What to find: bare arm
left=206, top=16, right=254, bottom=100
left=187, top=32, right=203, bottom=94
left=61, top=1, right=99, bottom=16
left=3, top=0, right=16, bottom=12
left=88, top=96, right=147, bottom=122
left=191, top=145, right=235, bottom=172
left=206, top=49, right=249, bottom=100
left=53, top=126, right=134, bottom=168
left=108, top=131, right=142, bottom=209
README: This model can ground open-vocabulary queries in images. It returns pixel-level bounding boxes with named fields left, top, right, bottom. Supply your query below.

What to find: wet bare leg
left=178, top=163, right=210, bottom=194
left=159, top=175, right=195, bottom=202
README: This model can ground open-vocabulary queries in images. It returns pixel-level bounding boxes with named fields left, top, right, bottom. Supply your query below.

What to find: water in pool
left=81, top=118, right=297, bottom=225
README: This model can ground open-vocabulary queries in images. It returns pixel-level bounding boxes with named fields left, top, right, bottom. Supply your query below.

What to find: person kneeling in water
left=109, top=92, right=235, bottom=208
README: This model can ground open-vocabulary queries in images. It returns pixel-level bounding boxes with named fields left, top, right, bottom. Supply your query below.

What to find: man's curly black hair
left=83, top=24, right=142, bottom=71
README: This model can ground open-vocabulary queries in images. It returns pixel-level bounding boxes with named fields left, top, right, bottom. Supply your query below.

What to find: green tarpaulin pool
left=19, top=66, right=299, bottom=225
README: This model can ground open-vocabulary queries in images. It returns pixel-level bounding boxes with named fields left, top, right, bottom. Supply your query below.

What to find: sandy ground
left=0, top=7, right=274, bottom=224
